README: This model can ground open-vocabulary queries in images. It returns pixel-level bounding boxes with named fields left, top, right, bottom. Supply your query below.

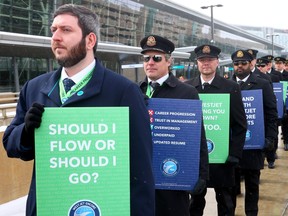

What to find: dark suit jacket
left=3, top=59, right=155, bottom=216
left=140, top=73, right=209, bottom=216
left=233, top=72, right=278, bottom=170
left=253, top=67, right=273, bottom=84
left=270, top=68, right=283, bottom=81
left=186, top=74, right=247, bottom=187
left=281, top=70, right=288, bottom=81
left=267, top=72, right=280, bottom=82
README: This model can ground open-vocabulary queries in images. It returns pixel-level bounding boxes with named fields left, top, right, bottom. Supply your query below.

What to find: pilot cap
left=194, top=44, right=221, bottom=59
left=140, top=35, right=175, bottom=54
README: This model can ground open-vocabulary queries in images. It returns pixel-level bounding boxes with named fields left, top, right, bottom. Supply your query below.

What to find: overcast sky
left=168, top=0, right=287, bottom=30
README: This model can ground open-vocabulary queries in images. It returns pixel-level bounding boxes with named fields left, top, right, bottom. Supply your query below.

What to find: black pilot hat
left=261, top=55, right=274, bottom=62
left=194, top=44, right=221, bottom=59
left=231, top=50, right=254, bottom=62
left=246, top=49, right=258, bottom=59
left=140, top=35, right=175, bottom=54
left=256, top=58, right=269, bottom=65
left=274, top=56, right=286, bottom=63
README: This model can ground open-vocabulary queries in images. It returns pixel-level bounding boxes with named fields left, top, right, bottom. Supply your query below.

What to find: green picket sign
left=280, top=81, right=288, bottom=101
left=35, top=107, right=130, bottom=216
left=199, top=94, right=230, bottom=163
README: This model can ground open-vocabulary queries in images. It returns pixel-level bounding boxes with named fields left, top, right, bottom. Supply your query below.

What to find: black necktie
left=150, top=81, right=160, bottom=90
left=202, top=82, right=210, bottom=90
left=237, top=80, right=244, bottom=86
left=63, top=78, right=75, bottom=92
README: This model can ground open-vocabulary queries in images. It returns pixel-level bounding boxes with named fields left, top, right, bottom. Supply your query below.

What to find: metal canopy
left=0, top=31, right=190, bottom=59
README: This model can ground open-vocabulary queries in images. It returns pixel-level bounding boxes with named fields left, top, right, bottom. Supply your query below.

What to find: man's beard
left=234, top=69, right=250, bottom=80
left=57, top=38, right=87, bottom=68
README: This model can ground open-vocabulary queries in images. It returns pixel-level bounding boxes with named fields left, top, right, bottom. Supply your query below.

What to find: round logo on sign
left=68, top=200, right=101, bottom=216
left=207, top=139, right=215, bottom=154
left=246, top=130, right=251, bottom=141
left=161, top=158, right=179, bottom=176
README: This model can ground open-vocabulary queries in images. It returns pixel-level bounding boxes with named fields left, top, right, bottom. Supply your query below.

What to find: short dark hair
left=53, top=4, right=100, bottom=54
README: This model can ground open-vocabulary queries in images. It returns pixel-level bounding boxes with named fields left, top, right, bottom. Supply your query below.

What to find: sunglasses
left=143, top=55, right=163, bottom=62
left=233, top=61, right=249, bottom=66
left=256, top=64, right=266, bottom=68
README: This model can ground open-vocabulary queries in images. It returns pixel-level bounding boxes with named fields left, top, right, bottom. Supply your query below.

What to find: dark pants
left=282, top=114, right=288, bottom=144
left=156, top=189, right=190, bottom=216
left=265, top=133, right=277, bottom=164
left=190, top=187, right=235, bottom=216
left=233, top=169, right=260, bottom=216
left=275, top=123, right=280, bottom=150
left=265, top=147, right=276, bottom=163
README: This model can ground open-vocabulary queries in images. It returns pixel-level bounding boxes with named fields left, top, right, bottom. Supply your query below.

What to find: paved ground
left=205, top=137, right=288, bottom=216
left=1, top=131, right=288, bottom=216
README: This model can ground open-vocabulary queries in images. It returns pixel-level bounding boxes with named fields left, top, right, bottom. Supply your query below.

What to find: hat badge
left=247, top=50, right=253, bottom=55
left=202, top=45, right=211, bottom=54
left=146, top=36, right=156, bottom=47
left=236, top=51, right=244, bottom=58
left=259, top=59, right=263, bottom=63
left=268, top=56, right=272, bottom=60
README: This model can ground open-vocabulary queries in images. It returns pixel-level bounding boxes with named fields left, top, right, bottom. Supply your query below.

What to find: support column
left=13, top=57, right=20, bottom=92
left=47, top=58, right=53, bottom=72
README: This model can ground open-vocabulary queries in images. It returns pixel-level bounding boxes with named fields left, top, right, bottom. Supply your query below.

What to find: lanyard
left=145, top=84, right=159, bottom=98
left=59, top=67, right=94, bottom=103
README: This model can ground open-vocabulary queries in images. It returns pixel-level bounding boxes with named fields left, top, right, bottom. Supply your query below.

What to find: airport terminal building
left=0, top=0, right=285, bottom=91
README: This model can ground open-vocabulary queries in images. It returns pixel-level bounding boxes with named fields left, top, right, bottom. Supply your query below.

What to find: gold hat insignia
left=236, top=51, right=244, bottom=58
left=147, top=36, right=156, bottom=47
left=202, top=45, right=211, bottom=54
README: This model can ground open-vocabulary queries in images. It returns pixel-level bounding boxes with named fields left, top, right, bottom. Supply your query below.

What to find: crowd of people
left=2, top=3, right=288, bottom=216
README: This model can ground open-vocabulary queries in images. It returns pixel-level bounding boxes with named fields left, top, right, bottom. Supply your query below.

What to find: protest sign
left=199, top=94, right=230, bottom=163
left=273, top=82, right=284, bottom=118
left=241, top=90, right=265, bottom=149
left=147, top=98, right=202, bottom=191
left=35, top=107, right=129, bottom=216
left=280, top=81, right=288, bottom=110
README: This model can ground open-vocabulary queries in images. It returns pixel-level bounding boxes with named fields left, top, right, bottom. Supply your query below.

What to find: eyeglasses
left=143, top=55, right=163, bottom=62
left=233, top=61, right=249, bottom=66
left=256, top=64, right=266, bottom=68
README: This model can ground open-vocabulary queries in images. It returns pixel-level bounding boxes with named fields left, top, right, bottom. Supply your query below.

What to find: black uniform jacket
left=233, top=72, right=278, bottom=170
left=140, top=73, right=209, bottom=180
left=271, top=68, right=283, bottom=81
left=140, top=72, right=209, bottom=216
left=281, top=70, right=288, bottom=81
left=253, top=67, right=273, bottom=84
left=186, top=74, right=247, bottom=187
left=267, top=72, right=280, bottom=82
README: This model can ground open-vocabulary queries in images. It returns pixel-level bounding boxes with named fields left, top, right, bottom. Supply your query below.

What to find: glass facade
left=0, top=0, right=276, bottom=91
left=241, top=25, right=288, bottom=54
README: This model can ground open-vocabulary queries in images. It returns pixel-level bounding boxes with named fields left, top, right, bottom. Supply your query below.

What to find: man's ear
left=86, top=33, right=97, bottom=51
